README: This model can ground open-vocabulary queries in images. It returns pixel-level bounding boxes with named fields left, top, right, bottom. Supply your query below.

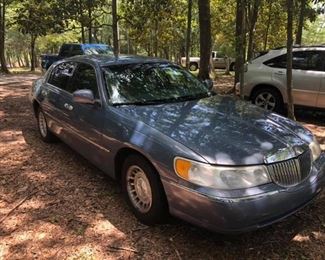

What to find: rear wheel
left=37, top=108, right=57, bottom=143
left=251, top=87, right=284, bottom=114
left=121, top=154, right=168, bottom=225
left=189, top=62, right=198, bottom=71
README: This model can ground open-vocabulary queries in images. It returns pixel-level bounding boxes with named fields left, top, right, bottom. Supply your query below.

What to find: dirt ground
left=0, top=73, right=324, bottom=260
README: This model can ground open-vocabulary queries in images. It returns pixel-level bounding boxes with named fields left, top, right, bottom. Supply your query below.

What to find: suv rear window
left=264, top=51, right=324, bottom=71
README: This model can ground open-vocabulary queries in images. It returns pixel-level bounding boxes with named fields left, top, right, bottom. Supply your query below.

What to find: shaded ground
left=0, top=73, right=324, bottom=259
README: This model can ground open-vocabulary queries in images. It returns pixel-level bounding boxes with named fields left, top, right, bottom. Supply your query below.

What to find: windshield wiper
left=112, top=100, right=165, bottom=106
left=112, top=92, right=214, bottom=107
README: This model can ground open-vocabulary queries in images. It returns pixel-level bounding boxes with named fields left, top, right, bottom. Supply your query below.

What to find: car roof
left=65, top=54, right=170, bottom=67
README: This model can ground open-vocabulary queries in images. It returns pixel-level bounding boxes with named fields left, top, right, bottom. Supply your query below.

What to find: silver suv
left=240, top=46, right=325, bottom=113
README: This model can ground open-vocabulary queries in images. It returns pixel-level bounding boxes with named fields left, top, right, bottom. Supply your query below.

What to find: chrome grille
left=267, top=150, right=312, bottom=187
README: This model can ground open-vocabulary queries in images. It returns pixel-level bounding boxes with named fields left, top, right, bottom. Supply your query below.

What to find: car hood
left=118, top=95, right=313, bottom=165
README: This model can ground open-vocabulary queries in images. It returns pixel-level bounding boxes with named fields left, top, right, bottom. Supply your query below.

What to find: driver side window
left=66, top=63, right=99, bottom=99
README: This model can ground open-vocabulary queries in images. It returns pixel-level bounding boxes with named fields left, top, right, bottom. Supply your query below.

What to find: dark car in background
left=30, top=55, right=325, bottom=233
left=41, top=43, right=113, bottom=70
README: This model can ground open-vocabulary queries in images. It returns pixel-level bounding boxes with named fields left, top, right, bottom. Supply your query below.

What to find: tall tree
left=112, top=0, right=119, bottom=55
left=247, top=0, right=261, bottom=60
left=287, top=0, right=295, bottom=119
left=185, top=0, right=192, bottom=70
left=296, top=0, right=307, bottom=44
left=0, top=0, right=9, bottom=73
left=15, top=0, right=66, bottom=71
left=235, top=0, right=246, bottom=94
left=198, top=0, right=211, bottom=80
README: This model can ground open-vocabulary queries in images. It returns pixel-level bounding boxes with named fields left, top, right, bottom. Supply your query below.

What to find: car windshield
left=84, top=45, right=113, bottom=55
left=103, top=63, right=211, bottom=105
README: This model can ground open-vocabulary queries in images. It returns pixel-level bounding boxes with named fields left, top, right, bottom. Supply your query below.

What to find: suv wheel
left=121, top=154, right=168, bottom=225
left=251, top=87, right=284, bottom=113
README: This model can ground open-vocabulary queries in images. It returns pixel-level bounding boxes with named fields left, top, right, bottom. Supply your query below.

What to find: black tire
left=121, top=154, right=168, bottom=225
left=251, top=87, right=284, bottom=114
left=229, top=63, right=235, bottom=71
left=189, top=62, right=198, bottom=71
left=36, top=108, right=57, bottom=143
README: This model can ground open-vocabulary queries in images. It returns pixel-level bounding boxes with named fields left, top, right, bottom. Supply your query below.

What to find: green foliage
left=15, top=0, right=66, bottom=38
left=2, top=0, right=325, bottom=69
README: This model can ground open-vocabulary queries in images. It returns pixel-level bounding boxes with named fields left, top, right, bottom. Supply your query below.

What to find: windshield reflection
left=103, top=63, right=211, bottom=105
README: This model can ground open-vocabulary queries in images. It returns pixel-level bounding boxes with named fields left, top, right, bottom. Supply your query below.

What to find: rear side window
left=264, top=51, right=324, bottom=71
left=264, top=55, right=286, bottom=69
left=48, top=62, right=76, bottom=91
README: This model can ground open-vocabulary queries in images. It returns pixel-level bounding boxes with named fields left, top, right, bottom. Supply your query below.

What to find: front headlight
left=174, top=157, right=270, bottom=190
left=309, top=137, right=321, bottom=162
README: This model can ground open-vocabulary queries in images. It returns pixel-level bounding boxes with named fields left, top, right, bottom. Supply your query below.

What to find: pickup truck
left=181, top=51, right=235, bottom=71
left=41, top=43, right=113, bottom=70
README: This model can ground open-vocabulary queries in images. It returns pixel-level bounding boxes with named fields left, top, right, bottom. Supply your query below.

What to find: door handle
left=64, top=103, right=73, bottom=111
left=41, top=90, right=48, bottom=96
left=275, top=71, right=285, bottom=75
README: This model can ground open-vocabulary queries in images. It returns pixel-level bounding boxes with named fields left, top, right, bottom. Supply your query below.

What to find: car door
left=44, top=61, right=77, bottom=142
left=64, top=62, right=109, bottom=169
left=316, top=51, right=325, bottom=108
left=214, top=52, right=226, bottom=69
left=291, top=51, right=323, bottom=107
left=267, top=51, right=322, bottom=107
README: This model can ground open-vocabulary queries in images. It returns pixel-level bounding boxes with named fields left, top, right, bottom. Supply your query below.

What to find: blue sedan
left=30, top=55, right=325, bottom=233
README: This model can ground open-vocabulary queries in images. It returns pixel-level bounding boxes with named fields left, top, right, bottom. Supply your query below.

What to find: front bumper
left=162, top=154, right=325, bottom=233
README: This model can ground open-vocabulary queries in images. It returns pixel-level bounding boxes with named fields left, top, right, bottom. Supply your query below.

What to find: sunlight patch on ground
left=292, top=234, right=310, bottom=242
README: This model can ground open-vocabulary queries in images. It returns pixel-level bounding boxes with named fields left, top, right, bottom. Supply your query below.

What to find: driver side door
left=65, top=62, right=109, bottom=169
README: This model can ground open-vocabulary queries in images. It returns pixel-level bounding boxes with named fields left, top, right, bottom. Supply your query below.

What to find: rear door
left=265, top=51, right=322, bottom=107
left=44, top=61, right=77, bottom=142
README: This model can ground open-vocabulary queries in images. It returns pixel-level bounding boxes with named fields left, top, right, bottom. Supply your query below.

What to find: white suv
left=240, top=46, right=325, bottom=113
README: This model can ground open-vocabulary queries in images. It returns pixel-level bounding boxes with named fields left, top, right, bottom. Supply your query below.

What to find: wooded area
left=0, top=0, right=324, bottom=71
left=0, top=0, right=325, bottom=117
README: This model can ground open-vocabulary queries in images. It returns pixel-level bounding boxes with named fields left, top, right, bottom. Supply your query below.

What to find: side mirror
left=73, top=89, right=95, bottom=105
left=203, top=79, right=214, bottom=90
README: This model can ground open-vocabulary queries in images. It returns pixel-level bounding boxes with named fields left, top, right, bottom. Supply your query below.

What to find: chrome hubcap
left=38, top=111, right=47, bottom=137
left=255, top=92, right=276, bottom=111
left=126, top=165, right=152, bottom=213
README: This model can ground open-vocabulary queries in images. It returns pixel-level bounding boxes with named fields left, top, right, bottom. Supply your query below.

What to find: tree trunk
left=88, top=6, right=92, bottom=43
left=198, top=0, right=211, bottom=80
left=235, top=0, right=246, bottom=92
left=81, top=26, right=85, bottom=43
left=153, top=19, right=158, bottom=57
left=24, top=52, right=30, bottom=67
left=30, top=35, right=36, bottom=72
left=0, top=0, right=9, bottom=74
left=296, top=0, right=306, bottom=45
left=287, top=0, right=295, bottom=120
left=247, top=0, right=261, bottom=61
left=112, top=0, right=119, bottom=56
left=185, top=0, right=192, bottom=70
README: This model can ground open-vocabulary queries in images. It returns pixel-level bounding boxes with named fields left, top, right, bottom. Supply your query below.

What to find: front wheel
left=121, top=154, right=168, bottom=225
left=251, top=87, right=284, bottom=114
left=37, top=108, right=57, bottom=142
